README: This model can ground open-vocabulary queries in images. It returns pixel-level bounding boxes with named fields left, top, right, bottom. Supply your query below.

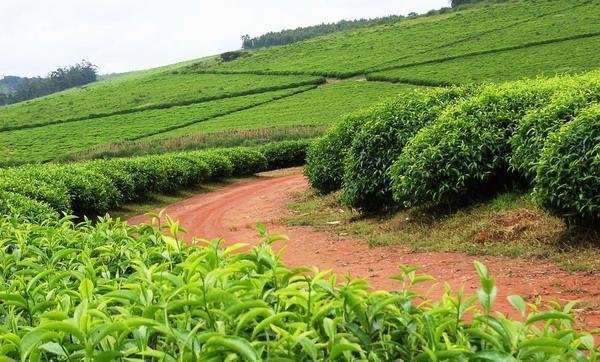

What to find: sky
left=1, top=0, right=448, bottom=77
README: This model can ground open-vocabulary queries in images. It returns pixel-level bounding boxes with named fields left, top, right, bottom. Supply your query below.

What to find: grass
left=286, top=189, right=600, bottom=272
left=368, top=34, right=600, bottom=85
left=60, top=125, right=326, bottom=161
left=0, top=72, right=322, bottom=130
left=199, top=0, right=596, bottom=77
left=147, top=80, right=414, bottom=139
left=0, top=86, right=314, bottom=163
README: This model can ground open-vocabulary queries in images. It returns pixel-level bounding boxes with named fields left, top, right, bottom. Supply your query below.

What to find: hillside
left=0, top=0, right=598, bottom=165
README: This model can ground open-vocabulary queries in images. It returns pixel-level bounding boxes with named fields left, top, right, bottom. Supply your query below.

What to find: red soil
left=128, top=169, right=600, bottom=332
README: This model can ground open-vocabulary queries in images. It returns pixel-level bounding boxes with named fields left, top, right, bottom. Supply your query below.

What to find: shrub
left=48, top=164, right=121, bottom=216
left=305, top=109, right=373, bottom=194
left=0, top=191, right=59, bottom=223
left=510, top=74, right=600, bottom=180
left=0, top=217, right=596, bottom=359
left=190, top=150, right=234, bottom=179
left=83, top=160, right=137, bottom=204
left=391, top=78, right=566, bottom=207
left=533, top=104, right=600, bottom=225
left=0, top=165, right=72, bottom=213
left=218, top=147, right=268, bottom=175
left=260, top=139, right=311, bottom=169
left=342, top=87, right=472, bottom=211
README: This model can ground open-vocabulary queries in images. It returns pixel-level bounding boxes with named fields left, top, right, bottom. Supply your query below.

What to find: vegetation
left=60, top=126, right=325, bottom=162
left=533, top=104, right=600, bottom=225
left=0, top=73, right=321, bottom=131
left=200, top=0, right=596, bottom=77
left=0, top=86, right=314, bottom=164
left=0, top=141, right=309, bottom=219
left=341, top=86, right=472, bottom=212
left=306, top=72, right=600, bottom=225
left=147, top=80, right=412, bottom=140
left=368, top=34, right=600, bottom=85
left=0, top=60, right=98, bottom=106
left=241, top=15, right=405, bottom=49
left=0, top=215, right=596, bottom=360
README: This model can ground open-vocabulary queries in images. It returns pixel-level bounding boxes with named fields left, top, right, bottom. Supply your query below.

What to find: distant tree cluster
left=450, top=0, right=488, bottom=8
left=0, top=60, right=98, bottom=106
left=241, top=15, right=405, bottom=50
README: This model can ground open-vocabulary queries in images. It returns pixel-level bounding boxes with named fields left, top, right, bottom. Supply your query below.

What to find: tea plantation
left=0, top=0, right=599, bottom=359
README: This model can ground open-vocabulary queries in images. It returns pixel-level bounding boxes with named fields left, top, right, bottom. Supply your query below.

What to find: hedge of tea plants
left=341, top=86, right=474, bottom=212
left=306, top=71, right=600, bottom=224
left=0, top=140, right=310, bottom=220
left=0, top=215, right=596, bottom=360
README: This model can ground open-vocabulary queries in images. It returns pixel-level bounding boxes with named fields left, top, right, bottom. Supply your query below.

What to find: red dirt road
left=129, top=169, right=600, bottom=331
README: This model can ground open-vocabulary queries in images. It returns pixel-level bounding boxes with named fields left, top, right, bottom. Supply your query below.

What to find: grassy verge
left=285, top=190, right=600, bottom=272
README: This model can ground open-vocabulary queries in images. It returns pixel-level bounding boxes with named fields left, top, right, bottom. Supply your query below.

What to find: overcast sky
left=1, top=0, right=448, bottom=77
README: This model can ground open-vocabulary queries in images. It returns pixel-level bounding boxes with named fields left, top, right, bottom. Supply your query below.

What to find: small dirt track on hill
left=129, top=168, right=600, bottom=332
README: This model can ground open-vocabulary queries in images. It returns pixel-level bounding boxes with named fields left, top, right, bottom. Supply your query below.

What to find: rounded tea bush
left=533, top=104, right=600, bottom=225
left=342, top=87, right=471, bottom=212
left=0, top=191, right=59, bottom=223
left=305, top=109, right=373, bottom=194
left=260, top=140, right=311, bottom=170
left=390, top=78, right=564, bottom=207
left=218, top=147, right=268, bottom=175
left=510, top=74, right=600, bottom=181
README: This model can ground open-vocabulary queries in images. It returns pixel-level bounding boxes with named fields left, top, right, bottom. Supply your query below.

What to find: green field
left=148, top=80, right=412, bottom=139
left=199, top=0, right=598, bottom=76
left=0, top=0, right=599, bottom=166
left=0, top=86, right=314, bottom=163
left=0, top=72, right=321, bottom=131
left=368, top=34, right=600, bottom=85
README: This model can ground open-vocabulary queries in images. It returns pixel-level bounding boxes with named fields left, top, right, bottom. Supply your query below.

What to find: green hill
left=0, top=0, right=598, bottom=165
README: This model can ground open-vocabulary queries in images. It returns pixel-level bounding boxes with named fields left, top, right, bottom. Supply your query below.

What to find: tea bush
left=510, top=74, right=600, bottom=180
left=342, top=87, right=471, bottom=211
left=0, top=141, right=307, bottom=219
left=533, top=104, right=600, bottom=225
left=260, top=139, right=311, bottom=169
left=0, top=217, right=596, bottom=360
left=305, top=109, right=373, bottom=194
left=390, top=78, right=565, bottom=207
left=0, top=191, right=58, bottom=223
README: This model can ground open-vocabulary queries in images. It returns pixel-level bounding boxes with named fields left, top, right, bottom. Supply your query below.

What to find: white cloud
left=0, top=0, right=448, bottom=77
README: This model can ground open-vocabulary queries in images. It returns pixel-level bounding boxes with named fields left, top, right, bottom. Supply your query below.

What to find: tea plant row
left=0, top=140, right=310, bottom=221
left=0, top=72, right=322, bottom=131
left=306, top=71, right=600, bottom=225
left=0, top=214, right=596, bottom=359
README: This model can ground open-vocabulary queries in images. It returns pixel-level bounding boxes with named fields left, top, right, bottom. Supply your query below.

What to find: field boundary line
left=366, top=32, right=600, bottom=76
left=0, top=78, right=324, bottom=133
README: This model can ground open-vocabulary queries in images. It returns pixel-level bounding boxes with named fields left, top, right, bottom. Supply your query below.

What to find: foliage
left=0, top=60, right=98, bottom=106
left=0, top=191, right=58, bottom=223
left=0, top=217, right=596, bottom=360
left=259, top=140, right=311, bottom=169
left=341, top=87, right=472, bottom=211
left=389, top=77, right=573, bottom=208
left=205, top=0, right=595, bottom=77
left=0, top=142, right=307, bottom=219
left=241, top=14, right=404, bottom=49
left=304, top=109, right=373, bottom=194
left=510, top=73, right=600, bottom=180
left=148, top=80, right=411, bottom=140
left=0, top=86, right=315, bottom=164
left=533, top=104, right=600, bottom=225
left=0, top=73, right=322, bottom=131
left=368, top=33, right=600, bottom=85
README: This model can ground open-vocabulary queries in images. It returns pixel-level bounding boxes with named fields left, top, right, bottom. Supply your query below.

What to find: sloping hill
left=0, top=0, right=598, bottom=165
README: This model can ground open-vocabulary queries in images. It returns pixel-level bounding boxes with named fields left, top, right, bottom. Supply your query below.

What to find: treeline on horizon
left=0, top=60, right=98, bottom=106
left=240, top=0, right=490, bottom=50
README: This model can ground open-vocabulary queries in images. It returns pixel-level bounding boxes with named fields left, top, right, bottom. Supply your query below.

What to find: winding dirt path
left=128, top=169, right=600, bottom=331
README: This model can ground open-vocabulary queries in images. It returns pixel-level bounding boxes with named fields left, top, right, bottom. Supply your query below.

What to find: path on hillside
left=128, top=169, right=600, bottom=331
